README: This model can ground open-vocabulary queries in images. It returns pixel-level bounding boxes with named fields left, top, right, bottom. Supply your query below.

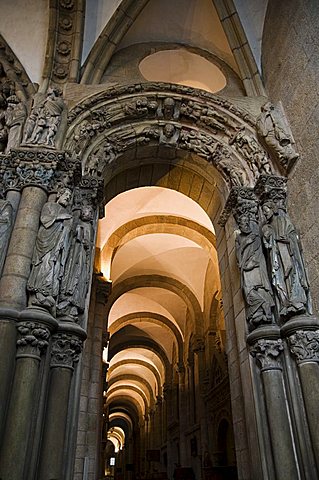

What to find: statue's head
left=163, top=123, right=175, bottom=138
left=57, top=188, right=72, bottom=206
left=81, top=205, right=94, bottom=222
left=262, top=201, right=275, bottom=220
left=163, top=97, right=175, bottom=117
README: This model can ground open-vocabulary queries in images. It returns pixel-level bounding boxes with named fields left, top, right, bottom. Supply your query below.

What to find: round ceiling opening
left=139, top=49, right=226, bottom=93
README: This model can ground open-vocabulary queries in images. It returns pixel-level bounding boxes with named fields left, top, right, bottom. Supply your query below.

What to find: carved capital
left=95, top=274, right=112, bottom=304
left=16, top=321, right=50, bottom=357
left=192, top=334, right=205, bottom=353
left=0, top=148, right=80, bottom=194
left=255, top=174, right=287, bottom=209
left=73, top=175, right=104, bottom=218
left=50, top=332, right=83, bottom=368
left=250, top=339, right=284, bottom=370
left=218, top=186, right=258, bottom=227
left=288, top=330, right=319, bottom=364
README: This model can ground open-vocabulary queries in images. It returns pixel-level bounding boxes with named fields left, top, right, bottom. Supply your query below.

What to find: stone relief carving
left=23, top=87, right=66, bottom=148
left=0, top=148, right=79, bottom=194
left=250, top=338, right=284, bottom=370
left=256, top=102, right=299, bottom=170
left=257, top=175, right=312, bottom=321
left=234, top=190, right=274, bottom=331
left=229, top=126, right=272, bottom=176
left=16, top=322, right=50, bottom=356
left=288, top=330, right=319, bottom=363
left=57, top=205, right=94, bottom=321
left=27, top=189, right=73, bottom=314
left=0, top=198, right=13, bottom=274
left=50, top=333, right=83, bottom=368
left=4, top=95, right=27, bottom=151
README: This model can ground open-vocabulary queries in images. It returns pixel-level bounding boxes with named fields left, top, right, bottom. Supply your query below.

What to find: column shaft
left=0, top=356, right=41, bottom=479
left=298, top=362, right=319, bottom=471
left=38, top=366, right=73, bottom=480
left=261, top=369, right=298, bottom=479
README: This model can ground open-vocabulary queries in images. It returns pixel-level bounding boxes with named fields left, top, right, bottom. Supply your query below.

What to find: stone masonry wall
left=262, top=0, right=319, bottom=311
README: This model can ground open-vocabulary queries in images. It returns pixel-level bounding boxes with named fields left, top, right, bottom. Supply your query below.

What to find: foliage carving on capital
left=50, top=333, right=83, bottom=368
left=250, top=339, right=284, bottom=370
left=288, top=330, right=319, bottom=363
left=17, top=322, right=50, bottom=356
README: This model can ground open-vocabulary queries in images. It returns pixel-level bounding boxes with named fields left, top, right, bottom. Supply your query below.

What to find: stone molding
left=50, top=332, right=83, bottom=369
left=250, top=338, right=284, bottom=371
left=288, top=330, right=319, bottom=364
left=16, top=321, right=50, bottom=358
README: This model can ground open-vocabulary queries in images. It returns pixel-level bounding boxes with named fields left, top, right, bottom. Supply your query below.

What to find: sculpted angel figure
left=27, top=189, right=73, bottom=314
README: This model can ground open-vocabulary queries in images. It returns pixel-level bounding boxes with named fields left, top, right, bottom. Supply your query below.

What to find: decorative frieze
left=50, top=332, right=83, bottom=368
left=250, top=339, right=284, bottom=370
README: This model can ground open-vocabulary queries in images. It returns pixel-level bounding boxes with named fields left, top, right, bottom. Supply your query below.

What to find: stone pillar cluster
left=222, top=174, right=319, bottom=479
left=0, top=146, right=103, bottom=480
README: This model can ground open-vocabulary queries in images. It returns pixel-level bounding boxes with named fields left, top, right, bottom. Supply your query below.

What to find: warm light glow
left=139, top=50, right=226, bottom=93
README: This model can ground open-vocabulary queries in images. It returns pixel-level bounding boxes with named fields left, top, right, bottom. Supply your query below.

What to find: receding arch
left=109, top=312, right=184, bottom=362
left=106, top=274, right=204, bottom=336
left=108, top=358, right=163, bottom=395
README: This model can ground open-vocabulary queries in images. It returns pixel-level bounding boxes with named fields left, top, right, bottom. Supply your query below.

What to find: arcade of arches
left=0, top=1, right=319, bottom=480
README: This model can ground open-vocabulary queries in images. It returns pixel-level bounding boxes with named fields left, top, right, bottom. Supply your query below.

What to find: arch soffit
left=109, top=312, right=184, bottom=362
left=109, top=404, right=140, bottom=426
left=65, top=84, right=285, bottom=202
left=109, top=412, right=133, bottom=431
left=106, top=274, right=203, bottom=335
left=108, top=358, right=163, bottom=393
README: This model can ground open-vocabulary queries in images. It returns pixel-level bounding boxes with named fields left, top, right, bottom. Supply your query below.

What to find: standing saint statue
left=0, top=199, right=13, bottom=275
left=4, top=95, right=27, bottom=151
left=236, top=209, right=274, bottom=331
left=27, top=189, right=73, bottom=314
left=261, top=199, right=312, bottom=321
left=57, top=205, right=94, bottom=321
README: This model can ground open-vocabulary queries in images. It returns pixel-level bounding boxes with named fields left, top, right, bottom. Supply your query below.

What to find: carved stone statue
left=57, top=205, right=94, bottom=321
left=0, top=199, right=13, bottom=275
left=261, top=199, right=312, bottom=320
left=27, top=189, right=73, bottom=314
left=4, top=95, right=27, bottom=151
left=24, top=87, right=65, bottom=147
left=229, top=126, right=272, bottom=176
left=235, top=207, right=274, bottom=331
left=256, top=102, right=299, bottom=169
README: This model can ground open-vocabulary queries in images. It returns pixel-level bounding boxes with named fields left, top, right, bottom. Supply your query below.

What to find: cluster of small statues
left=235, top=190, right=311, bottom=331
left=0, top=61, right=66, bottom=153
left=27, top=189, right=94, bottom=322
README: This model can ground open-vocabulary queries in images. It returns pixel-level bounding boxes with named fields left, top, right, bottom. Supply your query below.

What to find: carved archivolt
left=64, top=83, right=286, bottom=191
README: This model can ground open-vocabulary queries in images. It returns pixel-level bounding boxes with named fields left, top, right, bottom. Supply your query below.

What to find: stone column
left=283, top=319, right=319, bottom=473
left=177, top=363, right=188, bottom=465
left=0, top=308, right=56, bottom=480
left=249, top=330, right=299, bottom=480
left=38, top=323, right=86, bottom=480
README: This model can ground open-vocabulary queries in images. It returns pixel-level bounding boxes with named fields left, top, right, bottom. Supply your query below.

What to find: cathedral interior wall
left=262, top=0, right=319, bottom=312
